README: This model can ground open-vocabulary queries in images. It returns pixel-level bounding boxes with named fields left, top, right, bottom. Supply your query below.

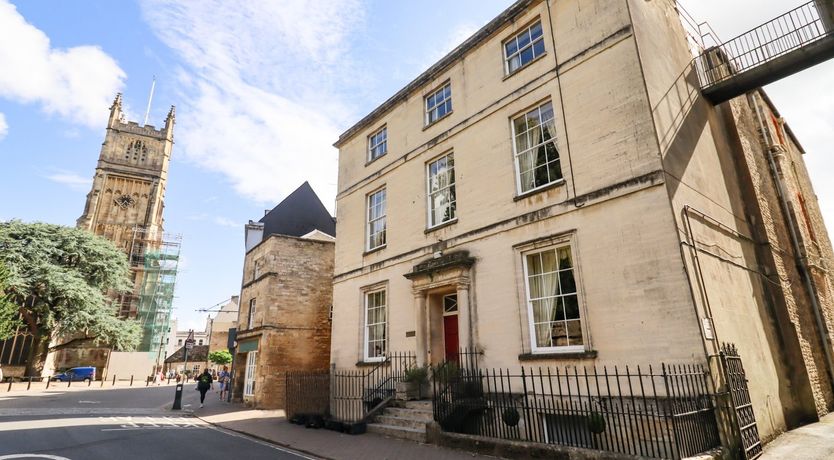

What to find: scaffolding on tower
left=127, top=227, right=181, bottom=363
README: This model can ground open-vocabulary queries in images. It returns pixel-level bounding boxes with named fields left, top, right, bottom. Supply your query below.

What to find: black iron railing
left=285, top=351, right=416, bottom=423
left=696, top=1, right=832, bottom=88
left=433, top=361, right=720, bottom=459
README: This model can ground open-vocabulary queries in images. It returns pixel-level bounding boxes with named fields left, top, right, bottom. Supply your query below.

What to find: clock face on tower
left=115, top=194, right=136, bottom=208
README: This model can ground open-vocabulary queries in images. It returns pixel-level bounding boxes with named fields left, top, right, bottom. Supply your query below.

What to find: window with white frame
left=504, top=21, right=545, bottom=74
left=244, top=351, right=257, bottom=396
left=247, top=298, right=257, bottom=329
left=368, top=126, right=387, bottom=162
left=364, top=289, right=387, bottom=361
left=513, top=101, right=561, bottom=194
left=523, top=244, right=583, bottom=351
left=425, top=83, right=452, bottom=125
left=427, top=153, right=457, bottom=227
left=367, top=188, right=387, bottom=250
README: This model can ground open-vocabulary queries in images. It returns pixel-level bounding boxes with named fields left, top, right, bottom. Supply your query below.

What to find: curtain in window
left=528, top=252, right=559, bottom=348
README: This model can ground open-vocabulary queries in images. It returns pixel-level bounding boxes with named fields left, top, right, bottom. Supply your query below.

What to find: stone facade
left=232, top=234, right=334, bottom=409
left=207, top=296, right=238, bottom=370
left=330, top=0, right=834, bottom=444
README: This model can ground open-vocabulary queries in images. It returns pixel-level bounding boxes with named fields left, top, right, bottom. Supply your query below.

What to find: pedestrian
left=195, top=369, right=213, bottom=408
left=157, top=370, right=164, bottom=386
left=217, top=366, right=230, bottom=401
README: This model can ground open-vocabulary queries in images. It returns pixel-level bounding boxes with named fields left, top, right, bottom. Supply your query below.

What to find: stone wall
left=233, top=234, right=334, bottom=409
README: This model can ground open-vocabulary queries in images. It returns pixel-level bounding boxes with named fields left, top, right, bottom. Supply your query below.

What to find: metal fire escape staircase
left=693, top=0, right=834, bottom=104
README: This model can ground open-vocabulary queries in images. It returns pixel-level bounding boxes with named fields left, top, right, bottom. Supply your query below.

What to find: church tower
left=77, top=93, right=177, bottom=321
left=77, top=93, right=174, bottom=245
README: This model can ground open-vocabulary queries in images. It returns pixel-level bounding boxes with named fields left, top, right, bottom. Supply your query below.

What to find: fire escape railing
left=695, top=1, right=834, bottom=91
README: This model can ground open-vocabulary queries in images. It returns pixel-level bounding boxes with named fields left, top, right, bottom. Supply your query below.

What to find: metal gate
left=720, top=343, right=763, bottom=459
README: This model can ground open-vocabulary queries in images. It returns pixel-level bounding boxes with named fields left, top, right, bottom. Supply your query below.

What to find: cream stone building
left=232, top=182, right=335, bottom=409
left=330, top=0, right=834, bottom=444
left=206, top=296, right=238, bottom=370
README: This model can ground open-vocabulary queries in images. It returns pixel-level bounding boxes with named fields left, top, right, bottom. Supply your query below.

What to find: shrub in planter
left=502, top=407, right=520, bottom=427
left=343, top=421, right=367, bottom=435
left=587, top=412, right=606, bottom=434
left=396, top=365, right=429, bottom=400
left=304, top=414, right=325, bottom=429
left=325, top=419, right=345, bottom=432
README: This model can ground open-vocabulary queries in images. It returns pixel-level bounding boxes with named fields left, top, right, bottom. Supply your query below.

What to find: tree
left=0, top=260, right=19, bottom=340
left=0, top=221, right=141, bottom=375
left=208, top=349, right=232, bottom=366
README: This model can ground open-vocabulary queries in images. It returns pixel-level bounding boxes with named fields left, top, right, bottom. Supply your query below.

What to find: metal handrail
left=695, top=1, right=832, bottom=88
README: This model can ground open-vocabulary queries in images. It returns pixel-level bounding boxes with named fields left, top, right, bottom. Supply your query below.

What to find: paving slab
left=194, top=403, right=502, bottom=460
left=760, top=413, right=834, bottom=460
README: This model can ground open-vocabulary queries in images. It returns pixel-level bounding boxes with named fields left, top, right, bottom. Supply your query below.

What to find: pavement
left=194, top=400, right=500, bottom=460
left=759, top=413, right=834, bottom=460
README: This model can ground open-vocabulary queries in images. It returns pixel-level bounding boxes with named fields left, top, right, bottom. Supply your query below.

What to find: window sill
left=513, top=179, right=565, bottom=202
left=365, top=153, right=387, bottom=167
left=422, top=111, right=454, bottom=131
left=502, top=52, right=548, bottom=82
left=363, top=245, right=387, bottom=257
left=518, top=350, right=597, bottom=361
left=425, top=218, right=458, bottom=234
left=355, top=359, right=386, bottom=367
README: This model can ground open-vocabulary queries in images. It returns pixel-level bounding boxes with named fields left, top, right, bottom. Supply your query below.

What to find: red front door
left=443, top=314, right=459, bottom=362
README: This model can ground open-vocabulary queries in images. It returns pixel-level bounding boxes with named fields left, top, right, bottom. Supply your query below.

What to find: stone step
left=366, top=423, right=427, bottom=443
left=382, top=406, right=434, bottom=422
left=402, top=400, right=433, bottom=411
left=376, top=414, right=428, bottom=430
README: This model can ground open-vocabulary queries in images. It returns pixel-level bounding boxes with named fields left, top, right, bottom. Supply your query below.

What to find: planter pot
left=396, top=381, right=424, bottom=401
left=344, top=421, right=367, bottom=435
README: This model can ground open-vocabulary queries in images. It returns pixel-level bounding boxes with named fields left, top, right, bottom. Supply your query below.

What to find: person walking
left=196, top=369, right=213, bottom=408
left=217, top=366, right=230, bottom=401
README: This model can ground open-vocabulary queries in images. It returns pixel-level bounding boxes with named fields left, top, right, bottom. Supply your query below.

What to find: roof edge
left=333, top=0, right=537, bottom=148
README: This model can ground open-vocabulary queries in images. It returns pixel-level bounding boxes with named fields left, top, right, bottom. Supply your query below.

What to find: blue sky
left=0, top=0, right=832, bottom=332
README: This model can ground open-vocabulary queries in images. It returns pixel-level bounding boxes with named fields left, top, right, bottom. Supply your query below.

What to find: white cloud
left=45, top=171, right=92, bottom=191
left=139, top=0, right=365, bottom=208
left=0, top=0, right=126, bottom=128
left=0, top=112, right=7, bottom=140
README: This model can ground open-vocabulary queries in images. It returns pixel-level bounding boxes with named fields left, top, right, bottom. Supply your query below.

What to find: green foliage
left=0, top=220, right=139, bottom=350
left=0, top=260, right=22, bottom=339
left=403, top=365, right=429, bottom=383
left=502, top=407, right=520, bottom=427
left=587, top=411, right=606, bottom=434
left=431, top=361, right=460, bottom=382
left=208, top=349, right=232, bottom=365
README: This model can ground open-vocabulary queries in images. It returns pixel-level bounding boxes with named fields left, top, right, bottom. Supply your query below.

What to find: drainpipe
left=749, top=92, right=834, bottom=390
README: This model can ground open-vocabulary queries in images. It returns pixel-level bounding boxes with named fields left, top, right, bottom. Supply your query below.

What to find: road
left=0, top=384, right=316, bottom=460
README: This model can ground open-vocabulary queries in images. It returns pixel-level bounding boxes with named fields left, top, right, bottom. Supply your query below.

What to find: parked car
left=52, top=366, right=96, bottom=382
